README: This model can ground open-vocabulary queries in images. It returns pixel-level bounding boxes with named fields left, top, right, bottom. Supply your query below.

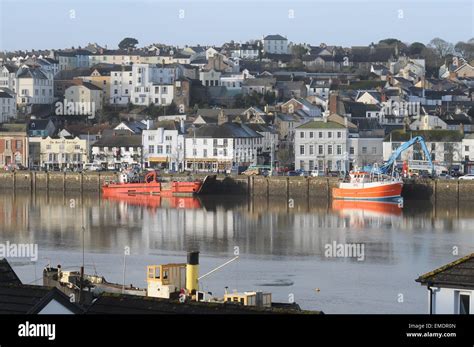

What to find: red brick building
left=0, top=124, right=29, bottom=168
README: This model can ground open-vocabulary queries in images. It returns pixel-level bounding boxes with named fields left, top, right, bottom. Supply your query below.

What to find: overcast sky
left=0, top=0, right=472, bottom=51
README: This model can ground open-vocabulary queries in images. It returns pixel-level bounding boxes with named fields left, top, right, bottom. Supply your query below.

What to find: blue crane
left=365, top=136, right=434, bottom=175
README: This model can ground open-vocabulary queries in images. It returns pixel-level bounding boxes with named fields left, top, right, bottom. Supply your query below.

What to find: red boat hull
left=332, top=182, right=403, bottom=201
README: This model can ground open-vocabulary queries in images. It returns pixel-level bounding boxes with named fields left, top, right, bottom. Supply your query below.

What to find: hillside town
left=1, top=35, right=474, bottom=176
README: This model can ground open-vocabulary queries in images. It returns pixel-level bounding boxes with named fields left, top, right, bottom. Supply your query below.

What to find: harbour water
left=1, top=191, right=473, bottom=313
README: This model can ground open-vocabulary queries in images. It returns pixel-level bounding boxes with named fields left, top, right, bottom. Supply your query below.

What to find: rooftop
left=416, top=253, right=474, bottom=289
left=297, top=120, right=346, bottom=129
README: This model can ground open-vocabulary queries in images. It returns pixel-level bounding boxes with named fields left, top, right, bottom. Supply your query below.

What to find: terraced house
left=0, top=123, right=29, bottom=169
left=40, top=136, right=88, bottom=170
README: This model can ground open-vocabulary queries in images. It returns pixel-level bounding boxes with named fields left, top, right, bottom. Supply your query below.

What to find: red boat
left=102, top=171, right=214, bottom=197
left=332, top=171, right=403, bottom=201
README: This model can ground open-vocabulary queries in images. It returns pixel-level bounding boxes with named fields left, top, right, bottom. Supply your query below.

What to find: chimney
left=329, top=92, right=338, bottom=115
left=186, top=251, right=199, bottom=295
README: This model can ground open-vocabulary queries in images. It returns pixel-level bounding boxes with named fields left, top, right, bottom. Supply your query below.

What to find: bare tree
left=428, top=38, right=454, bottom=58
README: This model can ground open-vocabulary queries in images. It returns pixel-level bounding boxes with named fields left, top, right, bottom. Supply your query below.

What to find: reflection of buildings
left=0, top=192, right=473, bottom=264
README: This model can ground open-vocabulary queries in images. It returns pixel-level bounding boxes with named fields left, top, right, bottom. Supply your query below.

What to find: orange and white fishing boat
left=102, top=170, right=215, bottom=197
left=332, top=171, right=403, bottom=201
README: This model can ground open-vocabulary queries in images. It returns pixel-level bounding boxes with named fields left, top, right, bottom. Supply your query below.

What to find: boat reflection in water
left=331, top=199, right=403, bottom=227
left=102, top=193, right=202, bottom=209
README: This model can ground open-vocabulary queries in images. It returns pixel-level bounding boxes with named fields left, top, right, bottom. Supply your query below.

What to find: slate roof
left=93, top=134, right=142, bottom=147
left=263, top=34, right=287, bottom=41
left=416, top=253, right=474, bottom=289
left=0, top=259, right=21, bottom=285
left=297, top=120, right=345, bottom=129
left=0, top=284, right=84, bottom=314
left=28, top=119, right=53, bottom=131
left=385, top=130, right=464, bottom=142
left=81, top=81, right=103, bottom=91
left=189, top=122, right=262, bottom=139
left=0, top=91, right=13, bottom=98
left=17, top=67, right=48, bottom=79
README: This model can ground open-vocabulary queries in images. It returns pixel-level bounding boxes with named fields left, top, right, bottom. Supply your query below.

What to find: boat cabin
left=349, top=172, right=371, bottom=183
left=223, top=291, right=272, bottom=308
left=147, top=264, right=187, bottom=299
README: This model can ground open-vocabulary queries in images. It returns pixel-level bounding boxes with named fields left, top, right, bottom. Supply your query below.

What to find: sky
left=0, top=0, right=473, bottom=51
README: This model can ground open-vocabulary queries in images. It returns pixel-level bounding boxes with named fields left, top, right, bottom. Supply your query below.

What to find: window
left=165, top=136, right=172, bottom=141
left=300, top=145, right=305, bottom=155
left=465, top=146, right=470, bottom=152
left=309, top=145, right=314, bottom=155
left=349, top=147, right=354, bottom=155
left=203, top=149, right=207, bottom=157
left=372, top=147, right=377, bottom=154
left=166, top=145, right=171, bottom=154
left=327, top=145, right=332, bottom=155
left=148, top=145, right=154, bottom=154
left=309, top=132, right=314, bottom=138
left=328, top=132, right=332, bottom=138
left=362, top=147, right=367, bottom=154
left=318, top=132, right=323, bottom=138
left=213, top=148, right=217, bottom=156
left=318, top=145, right=323, bottom=155
left=300, top=132, right=304, bottom=138
left=148, top=135, right=155, bottom=141
left=157, top=145, right=163, bottom=154
left=459, top=293, right=470, bottom=314
left=309, top=160, right=314, bottom=170
left=337, top=145, right=342, bottom=155
left=337, top=132, right=341, bottom=138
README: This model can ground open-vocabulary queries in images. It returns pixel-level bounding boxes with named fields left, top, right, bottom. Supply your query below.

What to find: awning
left=149, top=157, right=168, bottom=163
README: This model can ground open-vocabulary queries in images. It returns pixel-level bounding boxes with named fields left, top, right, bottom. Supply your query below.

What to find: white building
left=383, top=131, right=463, bottom=170
left=16, top=66, right=54, bottom=105
left=348, top=137, right=383, bottom=168
left=185, top=123, right=262, bottom=172
left=199, top=68, right=221, bottom=87
left=416, top=253, right=474, bottom=314
left=142, top=122, right=185, bottom=171
left=110, top=66, right=133, bottom=105
left=0, top=90, right=17, bottom=122
left=0, top=65, right=18, bottom=91
left=91, top=134, right=142, bottom=170
left=63, top=82, right=103, bottom=116
left=262, top=34, right=289, bottom=55
left=230, top=44, right=260, bottom=60
left=220, top=69, right=252, bottom=90
left=294, top=119, right=348, bottom=172
left=131, top=64, right=178, bottom=106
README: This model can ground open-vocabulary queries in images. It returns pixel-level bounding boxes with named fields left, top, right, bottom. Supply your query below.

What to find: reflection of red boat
left=102, top=171, right=215, bottom=197
left=332, top=199, right=402, bottom=217
left=102, top=194, right=202, bottom=209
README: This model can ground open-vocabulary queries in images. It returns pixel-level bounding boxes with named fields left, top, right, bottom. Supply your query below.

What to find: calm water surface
left=1, top=191, right=473, bottom=313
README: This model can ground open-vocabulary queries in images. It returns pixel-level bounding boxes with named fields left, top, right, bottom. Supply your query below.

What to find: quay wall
left=0, top=171, right=473, bottom=201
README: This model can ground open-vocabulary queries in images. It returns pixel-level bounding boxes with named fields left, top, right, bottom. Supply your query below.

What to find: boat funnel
left=186, top=251, right=199, bottom=294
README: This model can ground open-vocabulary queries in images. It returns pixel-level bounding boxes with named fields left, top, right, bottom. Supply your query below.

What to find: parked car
left=438, top=173, right=455, bottom=180
left=83, top=163, right=103, bottom=172
left=287, top=171, right=299, bottom=176
left=459, top=173, right=474, bottom=180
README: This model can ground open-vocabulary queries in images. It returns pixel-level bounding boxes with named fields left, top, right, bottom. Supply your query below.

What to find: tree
left=454, top=41, right=474, bottom=61
left=428, top=38, right=454, bottom=58
left=408, top=42, right=426, bottom=56
left=118, top=37, right=139, bottom=50
left=291, top=44, right=308, bottom=59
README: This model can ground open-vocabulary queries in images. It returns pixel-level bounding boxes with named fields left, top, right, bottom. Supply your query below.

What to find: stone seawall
left=0, top=171, right=473, bottom=201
